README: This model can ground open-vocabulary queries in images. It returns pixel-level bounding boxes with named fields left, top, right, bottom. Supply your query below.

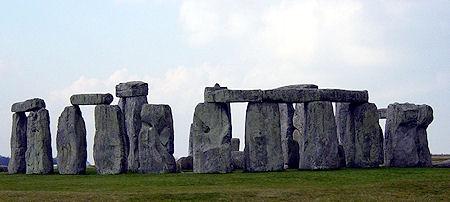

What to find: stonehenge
left=384, top=103, right=433, bottom=167
left=7, top=82, right=437, bottom=176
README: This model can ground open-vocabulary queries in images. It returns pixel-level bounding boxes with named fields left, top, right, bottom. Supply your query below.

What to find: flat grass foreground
left=0, top=168, right=449, bottom=201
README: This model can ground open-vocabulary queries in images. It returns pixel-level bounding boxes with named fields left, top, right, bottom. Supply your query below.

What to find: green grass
left=0, top=168, right=449, bottom=201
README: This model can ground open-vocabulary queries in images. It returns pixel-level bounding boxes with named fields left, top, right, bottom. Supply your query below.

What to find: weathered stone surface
left=26, top=108, right=53, bottom=174
left=384, top=103, right=433, bottom=167
left=11, top=98, right=46, bottom=112
left=335, top=103, right=383, bottom=168
left=141, top=104, right=174, bottom=154
left=299, top=101, right=339, bottom=170
left=279, top=103, right=298, bottom=168
left=378, top=108, right=387, bottom=119
left=338, top=145, right=346, bottom=168
left=232, top=151, right=245, bottom=170
left=118, top=96, right=147, bottom=172
left=205, top=89, right=263, bottom=103
left=433, top=159, right=450, bottom=168
left=138, top=123, right=176, bottom=173
left=177, top=156, right=193, bottom=171
left=244, top=102, right=283, bottom=172
left=192, top=103, right=232, bottom=173
left=188, top=123, right=193, bottom=156
left=56, top=106, right=87, bottom=174
left=293, top=103, right=307, bottom=163
left=276, top=84, right=318, bottom=90
left=231, top=138, right=240, bottom=151
left=116, top=81, right=148, bottom=98
left=70, top=94, right=113, bottom=105
left=8, top=112, right=27, bottom=174
left=94, top=105, right=127, bottom=174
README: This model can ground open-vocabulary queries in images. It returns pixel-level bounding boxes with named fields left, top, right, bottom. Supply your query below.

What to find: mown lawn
left=0, top=167, right=449, bottom=201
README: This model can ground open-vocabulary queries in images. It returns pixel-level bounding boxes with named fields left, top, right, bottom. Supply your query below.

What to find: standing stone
left=26, top=108, right=53, bottom=174
left=188, top=123, right=194, bottom=156
left=57, top=106, right=87, bottom=174
left=8, top=112, right=27, bottom=174
left=335, top=103, right=354, bottom=166
left=338, top=145, right=346, bottom=168
left=299, top=101, right=339, bottom=170
left=139, top=104, right=176, bottom=173
left=94, top=105, right=127, bottom=174
left=192, top=103, right=232, bottom=173
left=118, top=96, right=147, bottom=172
left=232, top=151, right=245, bottom=170
left=244, top=102, right=283, bottom=172
left=384, top=103, right=433, bottom=167
left=231, top=138, right=240, bottom=151
left=279, top=103, right=298, bottom=169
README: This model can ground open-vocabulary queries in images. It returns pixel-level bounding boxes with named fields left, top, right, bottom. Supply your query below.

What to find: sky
left=0, top=0, right=449, bottom=162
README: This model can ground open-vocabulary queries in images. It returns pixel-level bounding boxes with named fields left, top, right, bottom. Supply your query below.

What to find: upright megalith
left=116, top=81, right=148, bottom=172
left=279, top=103, right=298, bottom=169
left=384, top=103, right=433, bottom=167
left=244, top=102, right=283, bottom=172
left=188, top=123, right=194, bottom=156
left=94, top=105, right=127, bottom=174
left=26, top=108, right=53, bottom=174
left=138, top=104, right=176, bottom=173
left=299, top=101, right=339, bottom=170
left=192, top=103, right=232, bottom=173
left=57, top=106, right=87, bottom=174
left=8, top=112, right=27, bottom=174
left=231, top=138, right=240, bottom=151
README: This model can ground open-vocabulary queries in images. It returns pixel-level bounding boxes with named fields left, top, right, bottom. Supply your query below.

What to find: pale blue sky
left=1, top=1, right=449, bottom=161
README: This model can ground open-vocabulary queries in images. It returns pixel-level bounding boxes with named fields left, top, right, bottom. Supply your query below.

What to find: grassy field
left=0, top=167, right=449, bottom=201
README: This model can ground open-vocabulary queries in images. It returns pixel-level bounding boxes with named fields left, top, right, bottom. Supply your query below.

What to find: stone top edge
left=11, top=98, right=46, bottom=113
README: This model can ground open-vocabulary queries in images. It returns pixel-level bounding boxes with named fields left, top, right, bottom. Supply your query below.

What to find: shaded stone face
left=116, top=81, right=149, bottom=98
left=25, top=108, right=53, bottom=174
left=338, top=145, right=346, bottom=168
left=244, top=102, right=283, bottom=172
left=138, top=123, right=177, bottom=174
left=231, top=138, right=240, bottom=152
left=118, top=96, right=148, bottom=172
left=176, top=156, right=193, bottom=171
left=140, top=104, right=174, bottom=155
left=70, top=94, right=113, bottom=105
left=384, top=103, right=433, bottom=167
left=8, top=112, right=27, bottom=174
left=192, top=103, right=232, bottom=173
left=279, top=103, right=298, bottom=169
left=57, top=106, right=87, bottom=174
left=231, top=151, right=245, bottom=170
left=299, top=101, right=339, bottom=170
left=11, top=98, right=46, bottom=113
left=335, top=103, right=354, bottom=166
left=93, top=105, right=127, bottom=174
left=188, top=123, right=193, bottom=157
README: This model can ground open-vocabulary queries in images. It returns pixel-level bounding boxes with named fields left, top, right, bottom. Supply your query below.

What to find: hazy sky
left=1, top=1, right=449, bottom=162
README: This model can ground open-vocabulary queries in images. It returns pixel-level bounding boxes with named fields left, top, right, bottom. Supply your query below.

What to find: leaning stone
left=244, top=102, right=284, bottom=172
left=11, top=98, right=46, bottom=113
left=138, top=122, right=176, bottom=173
left=141, top=104, right=174, bottom=154
left=192, top=103, right=232, bottom=173
left=8, top=112, right=27, bottom=174
left=25, top=108, right=53, bottom=174
left=177, top=156, right=193, bottom=171
left=378, top=108, right=387, bottom=119
left=231, top=138, right=240, bottom=151
left=118, top=96, right=148, bottom=172
left=299, top=101, right=339, bottom=170
left=232, top=151, right=245, bottom=170
left=94, top=105, right=127, bottom=174
left=384, top=103, right=433, bottom=167
left=56, top=106, right=87, bottom=174
left=70, top=94, right=113, bottom=105
left=116, top=81, right=148, bottom=98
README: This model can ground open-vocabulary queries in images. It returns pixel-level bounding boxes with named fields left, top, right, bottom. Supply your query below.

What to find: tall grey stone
left=299, top=101, right=339, bottom=170
left=116, top=81, right=149, bottom=98
left=94, top=105, right=127, bottom=174
left=188, top=123, right=193, bottom=156
left=231, top=138, right=240, bottom=151
left=118, top=96, right=147, bottom=172
left=384, top=103, right=433, bottom=167
left=138, top=104, right=176, bottom=173
left=192, top=103, right=232, bottom=173
left=25, top=108, right=53, bottom=174
left=140, top=104, right=174, bottom=154
left=57, top=106, right=87, bottom=174
left=70, top=93, right=114, bottom=105
left=11, top=98, right=46, bottom=113
left=244, top=102, right=283, bottom=172
left=279, top=103, right=298, bottom=169
left=8, top=112, right=27, bottom=174
left=138, top=123, right=176, bottom=173
left=335, top=103, right=354, bottom=166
